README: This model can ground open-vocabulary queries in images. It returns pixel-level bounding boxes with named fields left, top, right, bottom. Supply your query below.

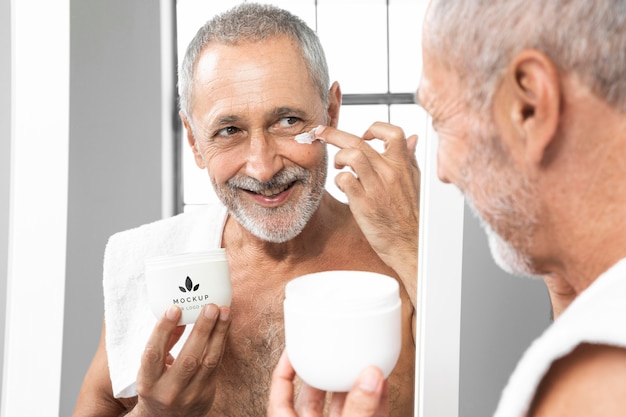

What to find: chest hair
left=208, top=286, right=285, bottom=417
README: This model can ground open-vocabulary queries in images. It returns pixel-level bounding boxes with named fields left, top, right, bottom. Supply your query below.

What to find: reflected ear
left=327, top=81, right=342, bottom=128
left=180, top=111, right=206, bottom=169
left=496, top=49, right=560, bottom=166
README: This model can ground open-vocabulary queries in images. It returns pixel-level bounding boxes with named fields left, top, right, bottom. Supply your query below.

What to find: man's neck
left=538, top=101, right=626, bottom=295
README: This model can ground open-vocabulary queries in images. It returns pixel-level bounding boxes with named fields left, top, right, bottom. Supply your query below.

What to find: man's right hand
left=130, top=304, right=231, bottom=417
left=268, top=351, right=389, bottom=417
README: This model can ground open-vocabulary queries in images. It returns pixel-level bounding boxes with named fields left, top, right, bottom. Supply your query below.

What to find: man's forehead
left=195, top=37, right=307, bottom=79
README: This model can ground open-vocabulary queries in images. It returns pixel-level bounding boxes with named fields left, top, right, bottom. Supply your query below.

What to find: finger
left=318, top=123, right=414, bottom=164
left=314, top=125, right=366, bottom=150
left=169, top=304, right=220, bottom=383
left=406, top=134, right=420, bottom=174
left=406, top=134, right=418, bottom=157
left=364, top=123, right=420, bottom=176
left=167, top=323, right=187, bottom=352
left=340, top=367, right=388, bottom=417
left=362, top=122, right=409, bottom=158
left=316, top=125, right=391, bottom=174
left=334, top=170, right=365, bottom=201
left=294, top=383, right=327, bottom=417
left=325, top=124, right=414, bottom=190
left=333, top=145, right=375, bottom=171
left=194, top=305, right=231, bottom=382
left=138, top=305, right=182, bottom=388
left=268, top=351, right=297, bottom=415
left=332, top=146, right=378, bottom=194
left=326, top=392, right=347, bottom=417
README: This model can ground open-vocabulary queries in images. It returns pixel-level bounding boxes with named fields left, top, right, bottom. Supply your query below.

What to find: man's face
left=418, top=46, right=539, bottom=277
left=186, top=36, right=329, bottom=243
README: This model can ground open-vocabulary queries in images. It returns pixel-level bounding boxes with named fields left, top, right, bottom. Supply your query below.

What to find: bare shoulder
left=529, top=343, right=626, bottom=417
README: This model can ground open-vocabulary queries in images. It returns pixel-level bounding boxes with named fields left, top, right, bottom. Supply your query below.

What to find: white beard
left=461, top=121, right=540, bottom=279
left=484, top=216, right=536, bottom=278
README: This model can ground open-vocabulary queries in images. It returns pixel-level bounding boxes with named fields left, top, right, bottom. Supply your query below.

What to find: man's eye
left=217, top=126, right=240, bottom=136
left=278, top=117, right=300, bottom=128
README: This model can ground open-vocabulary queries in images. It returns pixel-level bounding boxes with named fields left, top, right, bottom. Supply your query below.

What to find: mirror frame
left=415, top=124, right=465, bottom=417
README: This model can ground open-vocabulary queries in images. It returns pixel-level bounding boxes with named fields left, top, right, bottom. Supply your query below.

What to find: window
left=175, top=0, right=428, bottom=211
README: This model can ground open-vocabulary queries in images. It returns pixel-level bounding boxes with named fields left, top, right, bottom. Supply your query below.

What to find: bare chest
left=205, top=231, right=409, bottom=416
left=208, top=282, right=286, bottom=417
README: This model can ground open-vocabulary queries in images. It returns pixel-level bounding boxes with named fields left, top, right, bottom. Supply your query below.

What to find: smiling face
left=418, top=45, right=539, bottom=277
left=183, top=35, right=338, bottom=243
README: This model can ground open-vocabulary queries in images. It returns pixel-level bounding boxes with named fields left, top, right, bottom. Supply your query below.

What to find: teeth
left=256, top=184, right=289, bottom=197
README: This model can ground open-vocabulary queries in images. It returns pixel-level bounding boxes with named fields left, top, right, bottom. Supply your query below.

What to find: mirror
left=1, top=1, right=552, bottom=415
left=175, top=2, right=552, bottom=416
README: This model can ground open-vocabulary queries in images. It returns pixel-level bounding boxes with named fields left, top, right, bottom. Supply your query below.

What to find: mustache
left=226, top=167, right=310, bottom=192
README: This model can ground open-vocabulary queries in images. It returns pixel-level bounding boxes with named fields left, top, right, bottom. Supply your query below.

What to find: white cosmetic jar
left=144, top=249, right=232, bottom=325
left=284, top=270, right=402, bottom=392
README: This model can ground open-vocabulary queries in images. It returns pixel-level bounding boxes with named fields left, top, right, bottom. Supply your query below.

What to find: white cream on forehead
left=294, top=128, right=323, bottom=144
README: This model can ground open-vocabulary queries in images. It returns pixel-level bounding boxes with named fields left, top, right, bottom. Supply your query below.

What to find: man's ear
left=180, top=111, right=206, bottom=169
left=495, top=49, right=560, bottom=166
left=327, top=81, right=342, bottom=128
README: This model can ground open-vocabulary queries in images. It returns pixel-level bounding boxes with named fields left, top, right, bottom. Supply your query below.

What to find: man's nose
left=436, top=153, right=452, bottom=184
left=244, top=130, right=284, bottom=183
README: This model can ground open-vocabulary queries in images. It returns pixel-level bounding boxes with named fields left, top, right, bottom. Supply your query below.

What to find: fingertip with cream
left=313, top=125, right=326, bottom=139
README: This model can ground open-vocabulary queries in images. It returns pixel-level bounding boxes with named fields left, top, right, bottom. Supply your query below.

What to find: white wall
left=1, top=2, right=165, bottom=412
left=2, top=0, right=70, bottom=415
left=59, top=1, right=166, bottom=415
left=0, top=0, right=11, bottom=401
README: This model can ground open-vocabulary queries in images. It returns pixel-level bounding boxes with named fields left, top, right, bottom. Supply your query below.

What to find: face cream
left=294, top=127, right=324, bottom=144
left=283, top=270, right=402, bottom=392
left=144, top=249, right=232, bottom=325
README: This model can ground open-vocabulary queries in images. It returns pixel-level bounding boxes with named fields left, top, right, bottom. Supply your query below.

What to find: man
left=270, top=0, right=626, bottom=415
left=72, top=3, right=419, bottom=417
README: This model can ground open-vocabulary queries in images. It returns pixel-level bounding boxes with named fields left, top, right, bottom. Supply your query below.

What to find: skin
left=74, top=305, right=232, bottom=417
left=267, top=122, right=420, bottom=417
left=268, top=351, right=389, bottom=417
left=73, top=35, right=418, bottom=417
left=294, top=7, right=626, bottom=415
left=314, top=123, right=420, bottom=309
left=418, top=35, right=626, bottom=417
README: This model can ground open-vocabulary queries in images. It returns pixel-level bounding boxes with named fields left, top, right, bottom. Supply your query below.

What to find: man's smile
left=251, top=181, right=293, bottom=197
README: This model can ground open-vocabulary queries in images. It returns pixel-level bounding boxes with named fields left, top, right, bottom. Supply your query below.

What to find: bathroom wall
left=59, top=0, right=164, bottom=414
left=0, top=0, right=11, bottom=400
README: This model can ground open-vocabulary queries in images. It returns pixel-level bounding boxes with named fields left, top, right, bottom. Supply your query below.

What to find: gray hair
left=425, top=0, right=626, bottom=114
left=179, top=2, right=330, bottom=121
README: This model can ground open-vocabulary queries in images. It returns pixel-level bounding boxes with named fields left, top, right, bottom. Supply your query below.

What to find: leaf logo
left=179, top=276, right=200, bottom=293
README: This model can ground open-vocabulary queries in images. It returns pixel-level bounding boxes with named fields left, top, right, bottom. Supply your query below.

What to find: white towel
left=493, top=257, right=626, bottom=417
left=103, top=202, right=228, bottom=398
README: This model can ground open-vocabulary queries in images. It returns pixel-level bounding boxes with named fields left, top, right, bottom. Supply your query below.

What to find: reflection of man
left=72, top=3, right=419, bottom=417
left=270, top=0, right=626, bottom=415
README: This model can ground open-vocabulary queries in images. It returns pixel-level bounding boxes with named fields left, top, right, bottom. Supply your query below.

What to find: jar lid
left=145, top=249, right=227, bottom=270
left=284, top=270, right=399, bottom=312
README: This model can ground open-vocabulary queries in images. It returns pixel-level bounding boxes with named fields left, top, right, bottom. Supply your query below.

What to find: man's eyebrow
left=201, top=114, right=240, bottom=136
left=215, top=115, right=240, bottom=125
left=271, top=106, right=308, bottom=118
